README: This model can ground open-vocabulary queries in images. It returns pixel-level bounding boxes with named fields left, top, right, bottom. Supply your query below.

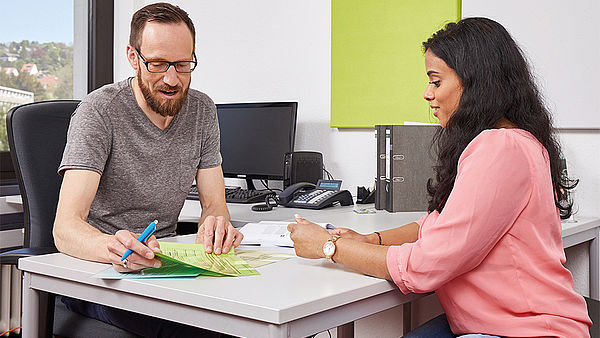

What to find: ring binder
left=375, top=124, right=439, bottom=212
left=375, top=125, right=388, bottom=209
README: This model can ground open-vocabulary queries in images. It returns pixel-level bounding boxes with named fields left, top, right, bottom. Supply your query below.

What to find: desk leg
left=21, top=273, right=39, bottom=338
left=403, top=302, right=412, bottom=335
left=337, top=322, right=354, bottom=338
left=591, top=230, right=599, bottom=300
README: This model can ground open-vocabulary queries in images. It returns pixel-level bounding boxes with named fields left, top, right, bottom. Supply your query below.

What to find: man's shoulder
left=186, top=88, right=215, bottom=108
left=80, top=79, right=131, bottom=108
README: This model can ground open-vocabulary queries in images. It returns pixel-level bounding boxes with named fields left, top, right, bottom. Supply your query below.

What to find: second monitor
left=217, top=102, right=297, bottom=183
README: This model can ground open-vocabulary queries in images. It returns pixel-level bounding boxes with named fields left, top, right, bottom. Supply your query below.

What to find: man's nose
left=162, top=66, right=179, bottom=86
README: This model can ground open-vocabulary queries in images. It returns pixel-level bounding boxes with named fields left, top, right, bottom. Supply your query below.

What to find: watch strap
left=324, top=235, right=340, bottom=263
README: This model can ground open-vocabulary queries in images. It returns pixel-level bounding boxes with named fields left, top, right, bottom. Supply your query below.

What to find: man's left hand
left=196, top=215, right=243, bottom=254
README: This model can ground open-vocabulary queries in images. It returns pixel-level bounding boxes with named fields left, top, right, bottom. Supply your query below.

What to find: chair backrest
left=6, top=100, right=80, bottom=249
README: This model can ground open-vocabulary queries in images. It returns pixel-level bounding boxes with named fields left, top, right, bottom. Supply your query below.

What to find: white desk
left=183, top=200, right=600, bottom=299
left=18, top=202, right=600, bottom=337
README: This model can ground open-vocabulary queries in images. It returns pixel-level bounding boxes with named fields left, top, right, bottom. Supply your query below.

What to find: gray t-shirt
left=59, top=78, right=222, bottom=238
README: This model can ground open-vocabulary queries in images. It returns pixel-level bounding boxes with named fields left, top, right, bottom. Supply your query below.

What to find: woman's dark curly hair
left=423, top=17, right=576, bottom=218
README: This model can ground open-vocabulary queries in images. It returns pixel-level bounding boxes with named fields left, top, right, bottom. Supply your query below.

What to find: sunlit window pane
left=0, top=0, right=74, bottom=151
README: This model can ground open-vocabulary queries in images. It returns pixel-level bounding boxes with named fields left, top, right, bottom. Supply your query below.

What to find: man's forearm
left=199, top=202, right=231, bottom=225
left=53, top=169, right=109, bottom=262
left=53, top=216, right=112, bottom=263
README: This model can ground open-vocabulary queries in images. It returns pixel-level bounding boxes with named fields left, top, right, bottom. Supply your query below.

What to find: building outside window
left=0, top=0, right=75, bottom=151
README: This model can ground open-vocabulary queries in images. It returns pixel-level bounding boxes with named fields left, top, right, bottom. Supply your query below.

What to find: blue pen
left=120, top=219, right=158, bottom=261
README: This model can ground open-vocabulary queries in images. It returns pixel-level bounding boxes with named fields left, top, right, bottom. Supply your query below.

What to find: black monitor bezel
left=217, top=101, right=297, bottom=181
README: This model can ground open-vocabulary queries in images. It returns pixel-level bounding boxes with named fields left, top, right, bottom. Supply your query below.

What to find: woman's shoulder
left=459, top=128, right=545, bottom=167
left=468, top=128, right=542, bottom=153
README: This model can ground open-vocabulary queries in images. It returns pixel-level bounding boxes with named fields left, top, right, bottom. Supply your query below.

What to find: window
left=0, top=0, right=76, bottom=152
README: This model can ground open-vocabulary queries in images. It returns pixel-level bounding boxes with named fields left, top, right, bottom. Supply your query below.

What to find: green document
left=93, top=242, right=258, bottom=279
left=151, top=242, right=258, bottom=276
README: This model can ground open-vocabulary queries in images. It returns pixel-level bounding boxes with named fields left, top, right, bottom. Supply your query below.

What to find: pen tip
left=154, top=219, right=158, bottom=224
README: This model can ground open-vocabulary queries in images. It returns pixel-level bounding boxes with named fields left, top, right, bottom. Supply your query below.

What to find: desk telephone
left=278, top=179, right=354, bottom=209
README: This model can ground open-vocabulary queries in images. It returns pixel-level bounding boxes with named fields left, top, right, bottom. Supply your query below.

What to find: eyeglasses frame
left=134, top=48, right=197, bottom=73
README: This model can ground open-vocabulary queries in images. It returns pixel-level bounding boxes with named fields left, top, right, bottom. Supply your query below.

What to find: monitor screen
left=0, top=151, right=18, bottom=186
left=217, top=102, right=297, bottom=180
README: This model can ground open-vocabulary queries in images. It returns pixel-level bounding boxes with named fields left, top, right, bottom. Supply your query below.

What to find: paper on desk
left=235, top=249, right=294, bottom=268
left=155, top=242, right=258, bottom=276
left=239, top=221, right=333, bottom=247
left=92, top=261, right=206, bottom=279
left=92, top=242, right=258, bottom=279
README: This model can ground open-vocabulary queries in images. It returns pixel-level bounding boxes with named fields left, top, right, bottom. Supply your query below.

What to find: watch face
left=323, top=241, right=335, bottom=257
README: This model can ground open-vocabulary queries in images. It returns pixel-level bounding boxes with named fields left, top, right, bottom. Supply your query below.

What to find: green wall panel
left=331, top=0, right=461, bottom=128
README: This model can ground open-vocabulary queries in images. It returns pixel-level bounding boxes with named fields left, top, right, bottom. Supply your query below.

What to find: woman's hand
left=331, top=228, right=379, bottom=244
left=287, top=214, right=331, bottom=259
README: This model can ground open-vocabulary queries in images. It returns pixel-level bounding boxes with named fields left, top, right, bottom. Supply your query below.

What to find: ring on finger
left=122, top=258, right=129, bottom=269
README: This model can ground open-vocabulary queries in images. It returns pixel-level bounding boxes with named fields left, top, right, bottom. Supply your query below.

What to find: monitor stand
left=246, top=178, right=256, bottom=191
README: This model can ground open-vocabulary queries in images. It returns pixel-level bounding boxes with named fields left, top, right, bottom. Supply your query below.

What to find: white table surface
left=18, top=201, right=600, bottom=337
left=19, top=236, right=420, bottom=338
left=182, top=200, right=599, bottom=299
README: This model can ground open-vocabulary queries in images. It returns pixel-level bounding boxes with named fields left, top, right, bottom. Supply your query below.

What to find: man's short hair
left=129, top=2, right=196, bottom=51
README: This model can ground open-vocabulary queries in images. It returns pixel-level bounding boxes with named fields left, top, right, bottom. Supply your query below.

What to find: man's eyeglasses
left=135, top=49, right=197, bottom=73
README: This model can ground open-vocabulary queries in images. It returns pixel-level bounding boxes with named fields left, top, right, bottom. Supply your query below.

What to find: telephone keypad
left=292, top=189, right=337, bottom=205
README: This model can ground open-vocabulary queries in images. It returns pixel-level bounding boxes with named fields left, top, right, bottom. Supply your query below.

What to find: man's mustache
left=155, top=84, right=182, bottom=91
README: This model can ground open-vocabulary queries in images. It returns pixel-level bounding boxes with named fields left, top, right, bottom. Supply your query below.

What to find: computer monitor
left=0, top=151, right=18, bottom=186
left=217, top=102, right=297, bottom=182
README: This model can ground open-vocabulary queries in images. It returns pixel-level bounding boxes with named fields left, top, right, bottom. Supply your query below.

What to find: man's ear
left=126, top=45, right=138, bottom=71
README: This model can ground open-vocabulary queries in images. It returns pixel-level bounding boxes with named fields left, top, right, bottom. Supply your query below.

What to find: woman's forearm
left=332, top=239, right=392, bottom=280
left=378, top=222, right=419, bottom=245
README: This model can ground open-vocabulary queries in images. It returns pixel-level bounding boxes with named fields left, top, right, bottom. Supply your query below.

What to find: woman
left=287, top=17, right=592, bottom=337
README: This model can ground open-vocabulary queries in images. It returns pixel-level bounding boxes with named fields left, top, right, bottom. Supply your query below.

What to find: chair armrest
left=0, top=247, right=58, bottom=265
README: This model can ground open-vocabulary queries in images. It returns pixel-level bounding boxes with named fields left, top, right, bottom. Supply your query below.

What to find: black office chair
left=1, top=100, right=139, bottom=338
left=585, top=296, right=599, bottom=338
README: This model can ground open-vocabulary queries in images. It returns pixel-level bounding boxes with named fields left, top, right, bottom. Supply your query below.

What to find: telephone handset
left=278, top=179, right=354, bottom=209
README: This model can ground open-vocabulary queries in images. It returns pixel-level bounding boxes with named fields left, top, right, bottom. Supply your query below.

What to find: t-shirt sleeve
left=197, top=100, right=222, bottom=169
left=58, top=101, right=111, bottom=176
left=386, top=131, right=533, bottom=294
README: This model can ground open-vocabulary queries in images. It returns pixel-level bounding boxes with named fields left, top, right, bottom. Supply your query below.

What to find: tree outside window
left=0, top=1, right=74, bottom=151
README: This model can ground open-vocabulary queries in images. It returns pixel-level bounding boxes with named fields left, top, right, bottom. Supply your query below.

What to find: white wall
left=114, top=0, right=598, bottom=217
left=114, top=0, right=378, bottom=193
left=114, top=0, right=599, bottom=300
left=462, top=0, right=600, bottom=129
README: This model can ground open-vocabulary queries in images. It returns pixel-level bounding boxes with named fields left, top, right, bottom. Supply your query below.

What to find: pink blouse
left=386, top=129, right=592, bottom=337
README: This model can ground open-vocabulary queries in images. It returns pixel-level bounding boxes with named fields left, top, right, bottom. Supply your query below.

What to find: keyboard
left=187, top=186, right=273, bottom=204
left=225, top=187, right=273, bottom=204
left=187, top=186, right=200, bottom=200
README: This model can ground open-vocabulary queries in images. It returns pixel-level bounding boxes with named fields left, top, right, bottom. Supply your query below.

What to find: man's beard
left=137, top=71, right=189, bottom=117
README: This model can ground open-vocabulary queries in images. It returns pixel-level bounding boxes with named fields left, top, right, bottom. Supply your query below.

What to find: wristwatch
left=323, top=235, right=340, bottom=263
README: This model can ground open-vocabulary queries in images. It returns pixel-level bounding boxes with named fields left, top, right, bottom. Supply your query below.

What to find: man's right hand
left=107, top=230, right=162, bottom=272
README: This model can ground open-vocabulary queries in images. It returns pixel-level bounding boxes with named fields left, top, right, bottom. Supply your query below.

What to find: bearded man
left=52, top=3, right=240, bottom=336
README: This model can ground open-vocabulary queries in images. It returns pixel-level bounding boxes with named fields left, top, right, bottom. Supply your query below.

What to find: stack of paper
left=239, top=221, right=333, bottom=247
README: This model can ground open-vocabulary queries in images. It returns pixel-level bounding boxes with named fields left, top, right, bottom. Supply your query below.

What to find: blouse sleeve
left=386, top=131, right=534, bottom=294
